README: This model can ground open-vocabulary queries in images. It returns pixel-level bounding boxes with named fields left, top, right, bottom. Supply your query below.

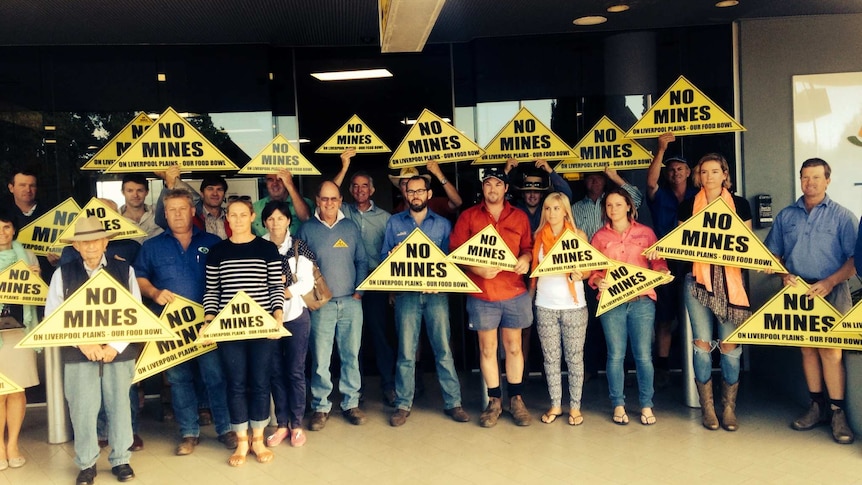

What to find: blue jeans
left=166, top=350, right=231, bottom=438
left=684, top=275, right=742, bottom=385
left=362, top=291, right=396, bottom=393
left=217, top=339, right=276, bottom=432
left=64, top=360, right=135, bottom=469
left=600, top=297, right=655, bottom=409
left=393, top=293, right=462, bottom=410
left=271, top=309, right=311, bottom=429
left=310, top=296, right=363, bottom=413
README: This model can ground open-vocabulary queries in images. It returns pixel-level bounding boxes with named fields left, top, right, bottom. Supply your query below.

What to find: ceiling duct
left=379, top=0, right=446, bottom=53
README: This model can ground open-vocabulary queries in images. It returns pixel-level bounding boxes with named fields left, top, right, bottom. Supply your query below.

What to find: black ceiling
left=0, top=0, right=859, bottom=47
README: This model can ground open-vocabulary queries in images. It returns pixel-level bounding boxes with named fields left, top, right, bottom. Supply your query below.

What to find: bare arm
left=333, top=148, right=356, bottom=187
left=278, top=169, right=311, bottom=221
left=427, top=160, right=462, bottom=209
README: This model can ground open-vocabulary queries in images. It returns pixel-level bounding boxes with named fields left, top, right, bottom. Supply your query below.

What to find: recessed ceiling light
left=573, top=16, right=608, bottom=26
left=715, top=0, right=739, bottom=7
left=157, top=73, right=166, bottom=82
left=607, top=5, right=630, bottom=13
left=310, top=69, right=393, bottom=81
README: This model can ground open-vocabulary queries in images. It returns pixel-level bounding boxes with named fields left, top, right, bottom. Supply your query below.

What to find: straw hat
left=59, top=216, right=119, bottom=243
left=388, top=167, right=432, bottom=188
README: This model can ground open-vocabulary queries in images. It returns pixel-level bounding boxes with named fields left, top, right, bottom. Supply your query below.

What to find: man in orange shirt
left=450, top=168, right=533, bottom=427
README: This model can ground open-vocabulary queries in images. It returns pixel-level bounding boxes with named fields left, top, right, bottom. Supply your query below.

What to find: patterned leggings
left=536, top=306, right=589, bottom=409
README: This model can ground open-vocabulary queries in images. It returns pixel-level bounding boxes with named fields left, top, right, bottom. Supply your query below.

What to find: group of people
left=0, top=129, right=860, bottom=484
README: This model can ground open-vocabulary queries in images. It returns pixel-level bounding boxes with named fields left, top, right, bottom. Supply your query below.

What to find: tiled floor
left=3, top=371, right=861, bottom=485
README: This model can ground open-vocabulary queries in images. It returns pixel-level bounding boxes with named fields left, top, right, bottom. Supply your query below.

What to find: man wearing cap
left=333, top=148, right=397, bottom=405
left=646, top=132, right=698, bottom=387
left=382, top=175, right=470, bottom=426
left=765, top=158, right=857, bottom=445
left=505, top=158, right=573, bottom=232
left=252, top=169, right=312, bottom=237
left=391, top=161, right=462, bottom=217
left=450, top=167, right=534, bottom=427
left=44, top=216, right=143, bottom=485
left=134, top=189, right=236, bottom=456
left=155, top=165, right=232, bottom=239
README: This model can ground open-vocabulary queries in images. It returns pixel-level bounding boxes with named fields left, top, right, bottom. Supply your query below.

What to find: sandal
left=641, top=409, right=656, bottom=426
left=228, top=436, right=249, bottom=467
left=568, top=412, right=584, bottom=426
left=541, top=408, right=563, bottom=424
left=250, top=436, right=274, bottom=463
left=612, top=407, right=629, bottom=425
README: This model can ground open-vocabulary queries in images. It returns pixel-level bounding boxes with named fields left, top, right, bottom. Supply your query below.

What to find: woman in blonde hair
left=679, top=153, right=752, bottom=432
left=531, top=193, right=591, bottom=426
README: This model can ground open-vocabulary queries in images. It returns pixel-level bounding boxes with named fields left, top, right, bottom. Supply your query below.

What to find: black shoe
left=111, top=464, right=135, bottom=482
left=128, top=434, right=144, bottom=452
left=76, top=465, right=97, bottom=485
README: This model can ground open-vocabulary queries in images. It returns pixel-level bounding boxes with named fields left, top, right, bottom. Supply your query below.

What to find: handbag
left=293, top=240, right=332, bottom=311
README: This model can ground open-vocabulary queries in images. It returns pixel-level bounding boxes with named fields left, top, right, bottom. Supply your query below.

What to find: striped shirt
left=571, top=183, right=643, bottom=240
left=203, top=237, right=285, bottom=316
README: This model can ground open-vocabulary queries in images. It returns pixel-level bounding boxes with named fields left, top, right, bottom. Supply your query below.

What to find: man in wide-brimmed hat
left=45, top=215, right=143, bottom=485
left=505, top=158, right=573, bottom=232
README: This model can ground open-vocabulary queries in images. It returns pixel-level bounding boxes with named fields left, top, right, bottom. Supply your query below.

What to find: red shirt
left=450, top=200, right=533, bottom=301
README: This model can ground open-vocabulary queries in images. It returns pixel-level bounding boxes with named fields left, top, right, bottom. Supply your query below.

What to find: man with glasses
left=389, top=161, right=462, bottom=218
left=252, top=169, right=312, bottom=236
left=382, top=175, right=470, bottom=426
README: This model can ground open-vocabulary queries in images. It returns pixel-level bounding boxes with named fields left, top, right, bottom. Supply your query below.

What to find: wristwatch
left=439, top=178, right=448, bottom=186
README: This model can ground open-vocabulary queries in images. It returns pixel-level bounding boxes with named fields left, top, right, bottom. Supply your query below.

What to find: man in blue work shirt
left=765, top=158, right=858, bottom=445
left=133, top=189, right=236, bottom=455
left=381, top=175, right=470, bottom=426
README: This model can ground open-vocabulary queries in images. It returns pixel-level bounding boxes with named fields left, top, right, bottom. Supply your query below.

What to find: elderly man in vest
left=45, top=216, right=143, bottom=485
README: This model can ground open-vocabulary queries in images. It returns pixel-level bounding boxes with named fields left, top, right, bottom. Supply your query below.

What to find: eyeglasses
left=406, top=189, right=427, bottom=197
left=227, top=195, right=251, bottom=202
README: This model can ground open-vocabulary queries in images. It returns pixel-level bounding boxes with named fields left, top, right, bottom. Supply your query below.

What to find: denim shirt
left=381, top=208, right=451, bottom=260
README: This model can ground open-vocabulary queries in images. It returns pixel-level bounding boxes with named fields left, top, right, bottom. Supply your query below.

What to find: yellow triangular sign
left=15, top=198, right=81, bottom=257
left=447, top=224, right=518, bottom=270
left=555, top=117, right=653, bottom=173
left=643, top=197, right=786, bottom=272
left=133, top=296, right=218, bottom=383
left=725, top=281, right=862, bottom=349
left=389, top=109, right=484, bottom=168
left=357, top=228, right=480, bottom=293
left=474, top=107, right=573, bottom=165
left=82, top=113, right=154, bottom=171
left=626, top=76, right=746, bottom=139
left=106, top=107, right=239, bottom=172
left=831, top=299, right=862, bottom=335
left=0, top=260, right=49, bottom=305
left=596, top=260, right=673, bottom=316
left=197, top=291, right=290, bottom=343
left=16, top=269, right=174, bottom=348
left=0, top=372, right=24, bottom=396
left=238, top=134, right=321, bottom=176
left=52, top=198, right=147, bottom=248
left=333, top=239, right=349, bottom=248
left=315, top=114, right=391, bottom=154
left=530, top=229, right=613, bottom=277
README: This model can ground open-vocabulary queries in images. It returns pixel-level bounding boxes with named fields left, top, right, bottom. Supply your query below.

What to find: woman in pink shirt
left=589, top=188, right=669, bottom=426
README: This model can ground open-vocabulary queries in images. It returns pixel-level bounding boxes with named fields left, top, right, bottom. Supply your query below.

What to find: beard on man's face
left=409, top=200, right=428, bottom=212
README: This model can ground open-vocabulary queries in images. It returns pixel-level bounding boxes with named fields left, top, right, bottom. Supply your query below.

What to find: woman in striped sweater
left=203, top=199, right=284, bottom=467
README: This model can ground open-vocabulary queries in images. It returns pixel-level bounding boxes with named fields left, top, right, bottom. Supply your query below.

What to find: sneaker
left=343, top=407, right=367, bottom=426
left=831, top=408, right=855, bottom=444
left=265, top=427, right=289, bottom=447
left=175, top=436, right=199, bottom=456
left=479, top=397, right=503, bottom=428
left=444, top=406, right=471, bottom=423
left=76, top=465, right=97, bottom=485
left=509, top=396, right=532, bottom=426
left=309, top=411, right=329, bottom=431
left=111, top=464, right=135, bottom=482
left=791, top=400, right=829, bottom=430
left=218, top=431, right=238, bottom=449
left=389, top=409, right=410, bottom=427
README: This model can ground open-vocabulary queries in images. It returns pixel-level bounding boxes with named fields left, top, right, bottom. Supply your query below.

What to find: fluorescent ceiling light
left=573, top=15, right=608, bottom=26
left=310, top=69, right=393, bottom=81
left=715, top=0, right=739, bottom=6
left=148, top=112, right=200, bottom=119
left=287, top=138, right=310, bottom=144
left=43, top=125, right=56, bottom=131
left=607, top=5, right=630, bottom=13
left=401, top=117, right=451, bottom=125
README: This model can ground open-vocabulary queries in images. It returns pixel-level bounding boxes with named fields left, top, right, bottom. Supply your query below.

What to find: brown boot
left=479, top=397, right=503, bottom=428
left=696, top=379, right=719, bottom=430
left=721, top=380, right=739, bottom=431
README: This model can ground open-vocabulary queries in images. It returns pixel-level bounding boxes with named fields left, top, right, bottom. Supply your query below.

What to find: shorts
left=466, top=292, right=532, bottom=331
